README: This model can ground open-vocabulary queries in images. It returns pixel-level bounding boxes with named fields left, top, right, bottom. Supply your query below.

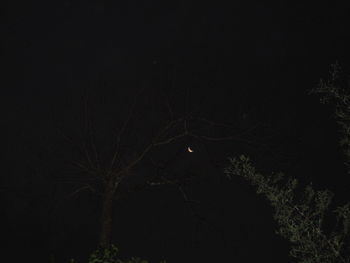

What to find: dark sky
left=3, top=1, right=350, bottom=262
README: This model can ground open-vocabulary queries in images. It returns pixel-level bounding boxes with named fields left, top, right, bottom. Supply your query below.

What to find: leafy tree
left=224, top=63, right=350, bottom=263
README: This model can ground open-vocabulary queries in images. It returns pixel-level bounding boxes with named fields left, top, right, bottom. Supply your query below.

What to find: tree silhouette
left=50, top=79, right=276, bottom=250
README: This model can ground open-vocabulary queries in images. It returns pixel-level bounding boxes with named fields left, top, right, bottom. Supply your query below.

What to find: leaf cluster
left=70, top=245, right=166, bottom=263
left=309, top=62, right=350, bottom=173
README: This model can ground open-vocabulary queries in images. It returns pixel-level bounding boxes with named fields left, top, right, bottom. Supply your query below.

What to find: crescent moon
left=187, top=146, right=193, bottom=153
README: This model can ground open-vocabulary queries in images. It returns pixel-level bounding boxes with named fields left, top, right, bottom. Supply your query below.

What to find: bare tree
left=49, top=81, right=275, bottom=249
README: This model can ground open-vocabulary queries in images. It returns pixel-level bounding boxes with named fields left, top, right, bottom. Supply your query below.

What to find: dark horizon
left=3, top=1, right=350, bottom=262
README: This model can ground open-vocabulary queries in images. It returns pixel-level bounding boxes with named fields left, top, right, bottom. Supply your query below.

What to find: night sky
left=3, top=1, right=350, bottom=262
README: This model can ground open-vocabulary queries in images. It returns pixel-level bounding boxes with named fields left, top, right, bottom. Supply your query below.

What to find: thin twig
left=66, top=184, right=96, bottom=199
left=120, top=118, right=185, bottom=173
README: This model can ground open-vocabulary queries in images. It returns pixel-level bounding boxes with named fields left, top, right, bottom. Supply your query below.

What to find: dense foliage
left=225, top=155, right=350, bottom=263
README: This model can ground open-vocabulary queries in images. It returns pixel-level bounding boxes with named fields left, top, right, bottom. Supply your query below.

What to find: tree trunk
left=99, top=179, right=117, bottom=248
